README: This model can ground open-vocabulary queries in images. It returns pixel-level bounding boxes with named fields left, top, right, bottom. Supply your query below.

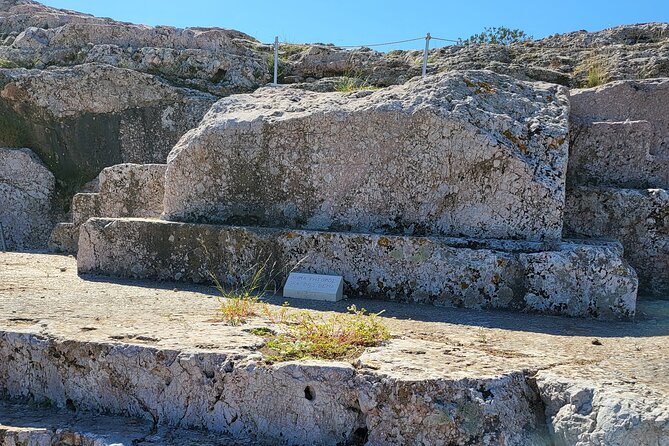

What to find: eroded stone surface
left=164, top=70, right=569, bottom=241
left=536, top=372, right=669, bottom=446
left=0, top=1, right=667, bottom=90
left=0, top=147, right=54, bottom=250
left=0, top=401, right=251, bottom=446
left=77, top=218, right=637, bottom=319
left=565, top=186, right=669, bottom=297
left=568, top=120, right=669, bottom=190
left=0, top=0, right=268, bottom=96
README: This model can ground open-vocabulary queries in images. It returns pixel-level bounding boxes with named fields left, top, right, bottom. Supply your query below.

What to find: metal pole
left=0, top=222, right=5, bottom=251
left=422, top=32, right=431, bottom=78
left=273, top=36, right=279, bottom=85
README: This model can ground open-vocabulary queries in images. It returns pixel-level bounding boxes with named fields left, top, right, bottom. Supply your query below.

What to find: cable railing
left=270, top=33, right=461, bottom=85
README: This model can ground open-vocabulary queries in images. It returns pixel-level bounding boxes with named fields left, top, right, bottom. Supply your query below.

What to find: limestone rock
left=0, top=327, right=553, bottom=445
left=48, top=163, right=166, bottom=254
left=47, top=222, right=77, bottom=253
left=0, top=63, right=215, bottom=192
left=164, top=70, right=569, bottom=241
left=0, top=147, right=54, bottom=250
left=568, top=120, right=668, bottom=189
left=564, top=186, right=669, bottom=296
left=0, top=2, right=666, bottom=90
left=568, top=78, right=669, bottom=189
left=536, top=373, right=669, bottom=446
left=0, top=0, right=269, bottom=95
left=77, top=218, right=637, bottom=319
left=98, top=163, right=166, bottom=219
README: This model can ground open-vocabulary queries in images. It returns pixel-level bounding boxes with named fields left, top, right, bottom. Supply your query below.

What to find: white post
left=273, top=36, right=279, bottom=86
left=422, top=32, right=431, bottom=78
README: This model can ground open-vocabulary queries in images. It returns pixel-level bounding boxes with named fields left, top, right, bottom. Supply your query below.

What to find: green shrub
left=460, top=27, right=533, bottom=46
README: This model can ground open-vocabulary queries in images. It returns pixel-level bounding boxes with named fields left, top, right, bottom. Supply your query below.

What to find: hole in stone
left=349, top=427, right=369, bottom=445
left=304, top=386, right=314, bottom=401
left=65, top=398, right=76, bottom=411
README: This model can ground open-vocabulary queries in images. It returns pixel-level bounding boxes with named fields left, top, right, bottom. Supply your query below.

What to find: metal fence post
left=273, top=36, right=279, bottom=86
left=0, top=222, right=5, bottom=251
left=422, top=32, right=431, bottom=78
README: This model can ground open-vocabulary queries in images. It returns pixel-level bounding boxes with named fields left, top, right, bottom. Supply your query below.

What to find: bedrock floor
left=0, top=252, right=667, bottom=444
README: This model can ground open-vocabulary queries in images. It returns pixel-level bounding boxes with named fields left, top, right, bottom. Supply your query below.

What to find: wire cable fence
left=267, top=31, right=643, bottom=86
left=270, top=32, right=461, bottom=85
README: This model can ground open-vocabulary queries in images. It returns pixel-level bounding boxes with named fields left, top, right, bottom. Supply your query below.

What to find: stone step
left=77, top=217, right=638, bottom=319
left=565, top=185, right=669, bottom=297
left=49, top=164, right=167, bottom=255
left=0, top=400, right=248, bottom=445
left=0, top=330, right=550, bottom=445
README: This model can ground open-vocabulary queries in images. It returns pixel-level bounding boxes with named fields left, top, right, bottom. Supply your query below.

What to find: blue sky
left=42, top=0, right=669, bottom=51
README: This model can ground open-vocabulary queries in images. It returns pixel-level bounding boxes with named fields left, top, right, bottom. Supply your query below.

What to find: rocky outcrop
left=0, top=2, right=666, bottom=93
left=49, top=163, right=165, bottom=254
left=0, top=64, right=214, bottom=192
left=0, top=0, right=269, bottom=96
left=0, top=147, right=54, bottom=250
left=164, top=70, right=570, bottom=241
left=536, top=373, right=669, bottom=446
left=564, top=79, right=669, bottom=296
left=282, top=23, right=669, bottom=89
left=77, top=218, right=637, bottom=319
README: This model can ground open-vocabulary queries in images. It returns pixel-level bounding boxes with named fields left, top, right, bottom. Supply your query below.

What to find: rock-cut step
left=0, top=400, right=250, bottom=445
left=78, top=217, right=639, bottom=320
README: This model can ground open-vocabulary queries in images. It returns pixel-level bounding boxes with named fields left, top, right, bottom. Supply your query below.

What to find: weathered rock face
left=164, top=70, right=570, bottom=241
left=564, top=79, right=669, bottom=296
left=49, top=163, right=166, bottom=254
left=568, top=78, right=669, bottom=189
left=98, top=164, right=166, bottom=219
left=565, top=187, right=669, bottom=296
left=536, top=372, right=669, bottom=446
left=0, top=0, right=270, bottom=96
left=0, top=63, right=215, bottom=192
left=0, top=147, right=54, bottom=250
left=0, top=329, right=551, bottom=446
left=78, top=218, right=637, bottom=319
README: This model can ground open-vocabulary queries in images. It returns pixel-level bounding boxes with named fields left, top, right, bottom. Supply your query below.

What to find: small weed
left=280, top=42, right=307, bottom=57
left=0, top=58, right=19, bottom=69
left=248, top=327, right=275, bottom=336
left=576, top=56, right=610, bottom=88
left=334, top=76, right=378, bottom=93
left=264, top=305, right=390, bottom=362
left=475, top=328, right=489, bottom=344
left=211, top=257, right=273, bottom=326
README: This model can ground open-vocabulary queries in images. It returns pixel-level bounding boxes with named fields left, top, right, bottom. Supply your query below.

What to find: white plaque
left=283, top=272, right=344, bottom=302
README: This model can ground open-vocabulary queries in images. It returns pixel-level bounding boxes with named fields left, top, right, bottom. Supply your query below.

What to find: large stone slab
left=0, top=147, right=54, bottom=250
left=569, top=78, right=669, bottom=187
left=568, top=120, right=669, bottom=189
left=78, top=218, right=637, bottom=319
left=564, top=186, right=669, bottom=297
left=164, top=70, right=570, bottom=241
left=0, top=63, right=215, bottom=192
